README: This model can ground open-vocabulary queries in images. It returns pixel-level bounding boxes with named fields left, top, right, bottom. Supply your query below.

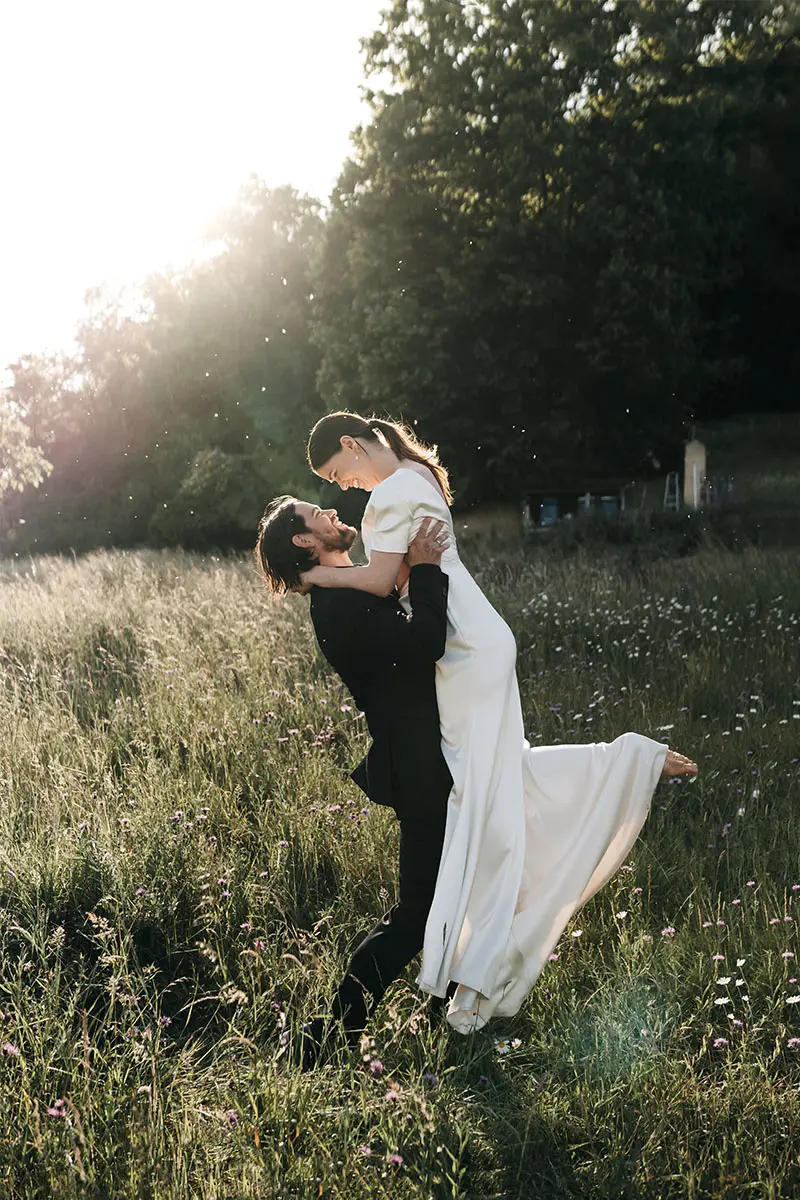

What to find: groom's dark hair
left=255, top=496, right=316, bottom=595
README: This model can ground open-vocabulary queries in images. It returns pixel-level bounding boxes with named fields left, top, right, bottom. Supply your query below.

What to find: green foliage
left=2, top=184, right=325, bottom=556
left=313, top=0, right=799, bottom=501
left=0, top=544, right=799, bottom=1196
left=0, top=403, right=52, bottom=507
left=519, top=499, right=800, bottom=564
left=147, top=449, right=270, bottom=548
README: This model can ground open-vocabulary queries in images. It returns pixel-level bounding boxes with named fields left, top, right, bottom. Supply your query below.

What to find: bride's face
left=317, top=437, right=378, bottom=492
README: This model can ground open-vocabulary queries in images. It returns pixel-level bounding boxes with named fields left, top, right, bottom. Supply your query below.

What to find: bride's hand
left=293, top=567, right=321, bottom=594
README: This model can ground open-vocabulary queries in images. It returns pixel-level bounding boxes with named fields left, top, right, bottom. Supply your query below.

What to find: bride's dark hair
left=307, top=411, right=453, bottom=506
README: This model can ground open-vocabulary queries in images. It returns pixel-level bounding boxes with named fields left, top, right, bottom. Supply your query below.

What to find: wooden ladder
left=663, top=470, right=680, bottom=512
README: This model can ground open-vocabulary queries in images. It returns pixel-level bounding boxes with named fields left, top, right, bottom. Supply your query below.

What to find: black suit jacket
left=309, top=563, right=453, bottom=816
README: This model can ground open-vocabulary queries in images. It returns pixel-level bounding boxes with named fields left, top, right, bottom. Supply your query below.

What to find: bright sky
left=0, top=0, right=387, bottom=375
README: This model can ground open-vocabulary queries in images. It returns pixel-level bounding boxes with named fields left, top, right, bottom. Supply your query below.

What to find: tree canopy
left=2, top=0, right=798, bottom=553
left=0, top=402, right=52, bottom=521
left=313, top=0, right=799, bottom=500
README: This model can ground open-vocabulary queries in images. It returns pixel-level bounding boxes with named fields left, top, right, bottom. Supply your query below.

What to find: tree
left=0, top=404, right=52, bottom=537
left=699, top=31, right=800, bottom=417
left=1, top=183, right=325, bottom=555
left=313, top=0, right=798, bottom=503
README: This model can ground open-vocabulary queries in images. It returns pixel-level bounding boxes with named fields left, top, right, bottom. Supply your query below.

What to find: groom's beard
left=316, top=526, right=358, bottom=552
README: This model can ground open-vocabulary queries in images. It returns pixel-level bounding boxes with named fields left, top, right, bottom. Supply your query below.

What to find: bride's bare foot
left=662, top=749, right=698, bottom=777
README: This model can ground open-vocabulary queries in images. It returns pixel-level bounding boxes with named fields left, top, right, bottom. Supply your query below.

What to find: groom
left=255, top=496, right=456, bottom=1067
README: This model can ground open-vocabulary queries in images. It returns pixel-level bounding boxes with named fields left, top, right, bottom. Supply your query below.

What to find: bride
left=301, top=410, right=697, bottom=1033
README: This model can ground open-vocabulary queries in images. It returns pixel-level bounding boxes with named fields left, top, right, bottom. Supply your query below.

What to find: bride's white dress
left=361, top=467, right=668, bottom=1034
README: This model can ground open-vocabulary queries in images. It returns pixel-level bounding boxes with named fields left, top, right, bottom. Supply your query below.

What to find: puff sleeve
left=366, top=483, right=414, bottom=554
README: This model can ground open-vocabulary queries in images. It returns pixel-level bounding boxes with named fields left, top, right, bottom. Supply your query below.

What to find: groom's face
left=292, top=502, right=358, bottom=555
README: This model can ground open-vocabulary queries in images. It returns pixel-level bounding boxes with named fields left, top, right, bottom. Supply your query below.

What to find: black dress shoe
left=277, top=1017, right=328, bottom=1070
left=277, top=1017, right=359, bottom=1071
left=427, top=980, right=459, bottom=1027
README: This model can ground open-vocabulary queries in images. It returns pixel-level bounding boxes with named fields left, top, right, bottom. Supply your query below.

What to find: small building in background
left=524, top=476, right=634, bottom=528
left=448, top=416, right=798, bottom=537
left=522, top=435, right=735, bottom=528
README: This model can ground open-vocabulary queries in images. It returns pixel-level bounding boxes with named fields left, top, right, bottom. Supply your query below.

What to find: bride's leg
left=662, top=748, right=698, bottom=776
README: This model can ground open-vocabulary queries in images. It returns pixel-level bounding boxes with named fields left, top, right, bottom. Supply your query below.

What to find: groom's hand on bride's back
left=406, top=518, right=449, bottom=568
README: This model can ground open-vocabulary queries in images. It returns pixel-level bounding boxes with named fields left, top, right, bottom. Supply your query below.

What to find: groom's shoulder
left=310, top=586, right=389, bottom=620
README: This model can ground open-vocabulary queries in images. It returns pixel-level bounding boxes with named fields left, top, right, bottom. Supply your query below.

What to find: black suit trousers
left=332, top=798, right=450, bottom=1033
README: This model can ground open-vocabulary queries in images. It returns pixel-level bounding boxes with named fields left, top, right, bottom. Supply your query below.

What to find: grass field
left=0, top=542, right=798, bottom=1199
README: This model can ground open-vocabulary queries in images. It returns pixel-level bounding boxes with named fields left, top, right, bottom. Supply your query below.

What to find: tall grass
left=0, top=544, right=798, bottom=1199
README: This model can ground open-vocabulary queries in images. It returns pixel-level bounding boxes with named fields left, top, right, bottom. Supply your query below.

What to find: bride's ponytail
left=368, top=418, right=453, bottom=505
